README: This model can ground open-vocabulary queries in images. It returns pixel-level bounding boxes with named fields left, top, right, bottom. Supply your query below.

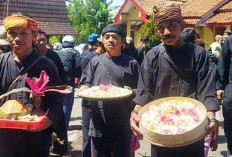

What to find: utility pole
left=6, top=0, right=10, bottom=17
left=3, top=0, right=10, bottom=19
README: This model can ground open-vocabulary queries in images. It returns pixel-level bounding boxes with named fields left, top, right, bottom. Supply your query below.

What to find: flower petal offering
left=141, top=100, right=204, bottom=135
left=76, top=84, right=133, bottom=100
left=139, top=97, right=208, bottom=147
left=0, top=99, right=45, bottom=130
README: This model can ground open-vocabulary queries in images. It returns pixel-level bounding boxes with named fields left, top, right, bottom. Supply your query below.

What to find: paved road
left=68, top=97, right=228, bottom=157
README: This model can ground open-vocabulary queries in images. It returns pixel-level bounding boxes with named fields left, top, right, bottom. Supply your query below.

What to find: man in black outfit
left=35, top=28, right=68, bottom=156
left=130, top=4, right=219, bottom=157
left=81, top=33, right=100, bottom=58
left=136, top=36, right=150, bottom=65
left=0, top=13, right=64, bottom=157
left=217, top=35, right=232, bottom=157
left=79, top=24, right=140, bottom=157
left=57, top=35, right=82, bottom=127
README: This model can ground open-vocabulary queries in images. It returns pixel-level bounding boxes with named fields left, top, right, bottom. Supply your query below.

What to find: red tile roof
left=133, top=0, right=186, bottom=15
left=182, top=0, right=222, bottom=18
left=38, top=22, right=77, bottom=35
left=0, top=0, right=77, bottom=35
left=181, top=0, right=232, bottom=26
left=184, top=18, right=200, bottom=26
left=205, top=1, right=232, bottom=25
left=116, top=0, right=232, bottom=27
left=205, top=12, right=232, bottom=25
left=115, top=0, right=186, bottom=24
left=220, top=1, right=232, bottom=10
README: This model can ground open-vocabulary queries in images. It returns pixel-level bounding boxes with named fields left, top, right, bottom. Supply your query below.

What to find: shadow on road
left=70, top=117, right=82, bottom=121
left=69, top=150, right=82, bottom=157
left=219, top=121, right=224, bottom=129
left=68, top=141, right=82, bottom=156
left=217, top=121, right=227, bottom=145
left=220, top=150, right=227, bottom=157
left=137, top=152, right=150, bottom=157
left=69, top=125, right=82, bottom=130
left=218, top=135, right=227, bottom=144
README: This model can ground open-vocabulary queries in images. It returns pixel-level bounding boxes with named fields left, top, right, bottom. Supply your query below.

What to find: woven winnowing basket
left=138, top=97, right=208, bottom=147
left=76, top=88, right=133, bottom=101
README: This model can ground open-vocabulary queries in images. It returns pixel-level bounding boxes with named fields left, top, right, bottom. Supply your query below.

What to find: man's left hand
left=206, top=111, right=217, bottom=134
left=206, top=121, right=217, bottom=135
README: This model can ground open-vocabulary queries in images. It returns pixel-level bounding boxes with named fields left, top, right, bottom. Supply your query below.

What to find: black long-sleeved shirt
left=217, top=35, right=232, bottom=99
left=45, top=49, right=67, bottom=84
left=79, top=53, right=140, bottom=137
left=134, top=43, right=219, bottom=112
left=136, top=47, right=151, bottom=65
left=57, top=47, right=82, bottom=86
left=0, top=50, right=63, bottom=148
left=81, top=50, right=98, bottom=72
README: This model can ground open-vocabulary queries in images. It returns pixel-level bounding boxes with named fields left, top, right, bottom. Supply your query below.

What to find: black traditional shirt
left=45, top=49, right=67, bottom=84
left=0, top=50, right=63, bottom=148
left=137, top=47, right=151, bottom=65
left=134, top=44, right=219, bottom=112
left=79, top=53, right=140, bottom=137
left=57, top=47, right=82, bottom=86
left=217, top=36, right=232, bottom=102
left=81, top=50, right=98, bottom=108
left=81, top=50, right=98, bottom=71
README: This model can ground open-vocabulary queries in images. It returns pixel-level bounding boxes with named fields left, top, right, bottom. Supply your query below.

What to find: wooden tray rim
left=0, top=117, right=44, bottom=130
left=138, top=96, right=208, bottom=147
left=76, top=88, right=133, bottom=100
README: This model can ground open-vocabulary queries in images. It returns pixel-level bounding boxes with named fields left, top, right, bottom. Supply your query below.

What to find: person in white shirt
left=210, top=35, right=223, bottom=60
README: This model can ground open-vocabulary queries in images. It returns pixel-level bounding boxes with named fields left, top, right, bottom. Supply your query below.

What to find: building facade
left=115, top=0, right=232, bottom=49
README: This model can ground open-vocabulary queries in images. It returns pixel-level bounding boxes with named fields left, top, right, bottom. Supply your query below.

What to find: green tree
left=66, top=0, right=116, bottom=44
left=139, top=14, right=160, bottom=47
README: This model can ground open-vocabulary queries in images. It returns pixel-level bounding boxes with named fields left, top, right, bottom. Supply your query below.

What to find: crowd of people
left=0, top=2, right=232, bottom=157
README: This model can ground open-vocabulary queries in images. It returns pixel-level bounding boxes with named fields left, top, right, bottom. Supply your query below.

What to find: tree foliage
left=139, top=14, right=160, bottom=47
left=66, top=0, right=116, bottom=44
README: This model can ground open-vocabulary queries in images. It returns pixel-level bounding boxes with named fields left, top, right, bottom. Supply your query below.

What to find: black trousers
left=0, top=129, right=51, bottom=157
left=90, top=130, right=131, bottom=157
left=151, top=140, right=204, bottom=157
left=82, top=104, right=92, bottom=157
left=53, top=111, right=68, bottom=155
left=0, top=148, right=49, bottom=157
left=223, top=99, right=232, bottom=154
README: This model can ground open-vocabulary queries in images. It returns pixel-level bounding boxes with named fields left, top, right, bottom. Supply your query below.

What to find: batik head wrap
left=154, top=4, right=183, bottom=25
left=3, top=14, right=38, bottom=31
left=102, top=24, right=125, bottom=38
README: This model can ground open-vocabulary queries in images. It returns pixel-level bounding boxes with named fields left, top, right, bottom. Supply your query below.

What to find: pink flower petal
left=99, top=84, right=110, bottom=91
left=26, top=70, right=49, bottom=96
left=107, top=83, right=112, bottom=87
left=36, top=70, right=49, bottom=92
left=26, top=76, right=39, bottom=92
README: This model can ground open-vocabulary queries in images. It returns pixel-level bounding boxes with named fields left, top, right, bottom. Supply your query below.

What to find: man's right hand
left=130, top=105, right=142, bottom=137
left=216, top=90, right=224, bottom=100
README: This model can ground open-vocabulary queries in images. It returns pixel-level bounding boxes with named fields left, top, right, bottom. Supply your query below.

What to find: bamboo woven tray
left=76, top=86, right=133, bottom=101
left=139, top=97, right=208, bottom=147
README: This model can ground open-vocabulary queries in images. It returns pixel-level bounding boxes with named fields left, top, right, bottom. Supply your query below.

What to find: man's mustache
left=163, top=35, right=175, bottom=40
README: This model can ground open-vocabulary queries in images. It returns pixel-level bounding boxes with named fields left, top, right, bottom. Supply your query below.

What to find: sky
left=107, top=0, right=125, bottom=16
left=110, top=0, right=125, bottom=7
